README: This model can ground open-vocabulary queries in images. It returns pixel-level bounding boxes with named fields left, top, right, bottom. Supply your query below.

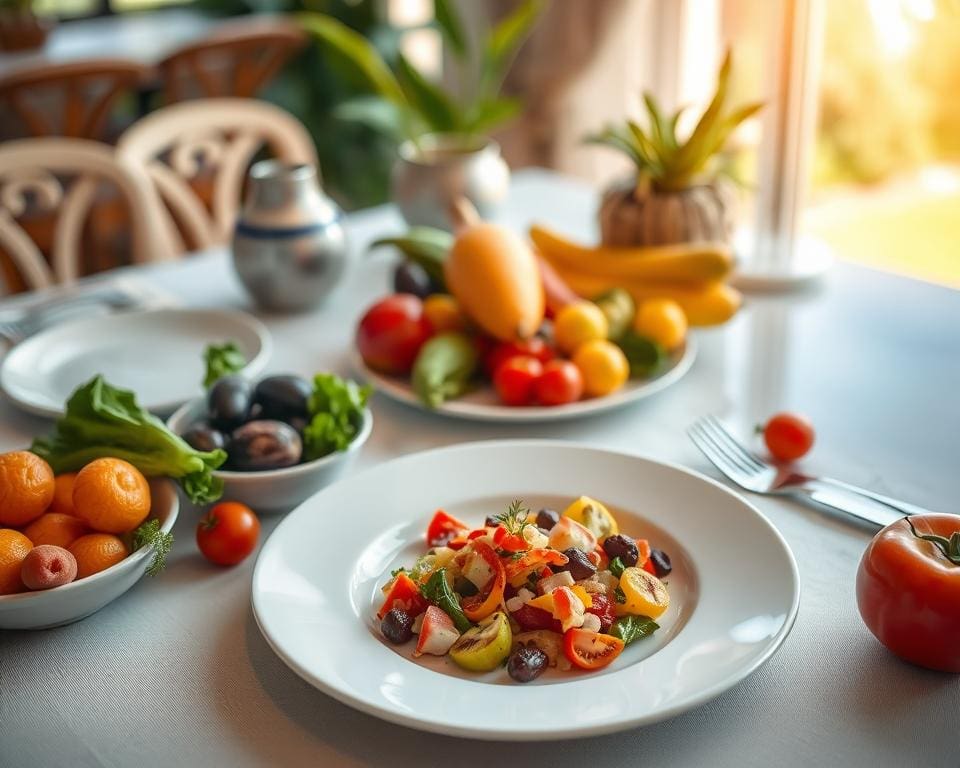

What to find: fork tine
left=687, top=421, right=750, bottom=484
left=701, top=415, right=767, bottom=472
left=690, top=420, right=758, bottom=477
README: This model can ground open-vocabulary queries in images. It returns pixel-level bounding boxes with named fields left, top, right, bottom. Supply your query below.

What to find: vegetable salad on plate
left=376, top=497, right=672, bottom=682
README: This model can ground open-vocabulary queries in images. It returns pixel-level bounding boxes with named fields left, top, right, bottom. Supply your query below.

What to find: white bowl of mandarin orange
left=0, top=375, right=226, bottom=630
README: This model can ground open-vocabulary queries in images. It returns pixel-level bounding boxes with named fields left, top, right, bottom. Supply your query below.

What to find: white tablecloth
left=1, top=170, right=957, bottom=767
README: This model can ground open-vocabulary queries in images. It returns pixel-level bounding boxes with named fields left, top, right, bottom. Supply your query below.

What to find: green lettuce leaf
left=303, top=373, right=371, bottom=461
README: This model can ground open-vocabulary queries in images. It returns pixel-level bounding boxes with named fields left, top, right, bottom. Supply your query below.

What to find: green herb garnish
left=614, top=586, right=627, bottom=604
left=495, top=499, right=532, bottom=537
left=608, top=556, right=625, bottom=578
left=31, top=376, right=226, bottom=504
left=132, top=518, right=174, bottom=576
left=303, top=373, right=372, bottom=461
left=609, top=615, right=659, bottom=645
left=203, top=341, right=247, bottom=388
left=421, top=568, right=472, bottom=632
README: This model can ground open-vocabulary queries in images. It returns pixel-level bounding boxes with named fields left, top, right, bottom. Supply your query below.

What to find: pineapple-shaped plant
left=587, top=51, right=763, bottom=247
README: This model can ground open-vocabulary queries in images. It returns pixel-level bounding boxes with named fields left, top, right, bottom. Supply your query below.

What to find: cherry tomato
left=573, top=339, right=630, bottom=397
left=762, top=412, right=815, bottom=461
left=196, top=502, right=260, bottom=566
left=484, top=338, right=555, bottom=377
left=534, top=360, right=584, bottom=406
left=563, top=628, right=625, bottom=670
left=493, top=356, right=543, bottom=406
left=356, top=294, right=432, bottom=375
left=425, top=509, right=469, bottom=547
left=856, top=514, right=960, bottom=673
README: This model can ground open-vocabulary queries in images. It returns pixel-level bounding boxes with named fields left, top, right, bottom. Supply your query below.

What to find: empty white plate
left=252, top=440, right=799, bottom=740
left=1, top=308, right=271, bottom=418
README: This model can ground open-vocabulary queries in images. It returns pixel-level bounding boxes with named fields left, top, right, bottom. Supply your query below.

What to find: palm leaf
left=434, top=0, right=468, bottom=59
left=627, top=120, right=664, bottom=172
left=462, top=97, right=522, bottom=135
left=333, top=96, right=409, bottom=140
left=395, top=52, right=459, bottom=132
left=643, top=92, right=674, bottom=150
left=480, top=0, right=543, bottom=98
left=299, top=13, right=407, bottom=108
left=673, top=48, right=732, bottom=169
left=583, top=128, right=644, bottom=168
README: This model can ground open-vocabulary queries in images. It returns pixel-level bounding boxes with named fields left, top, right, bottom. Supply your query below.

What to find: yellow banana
left=530, top=225, right=733, bottom=283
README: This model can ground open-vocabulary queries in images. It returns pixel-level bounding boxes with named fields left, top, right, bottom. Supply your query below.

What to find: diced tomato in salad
left=374, top=496, right=671, bottom=683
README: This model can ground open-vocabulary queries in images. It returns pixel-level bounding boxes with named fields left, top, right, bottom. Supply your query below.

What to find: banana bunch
left=529, top=225, right=741, bottom=326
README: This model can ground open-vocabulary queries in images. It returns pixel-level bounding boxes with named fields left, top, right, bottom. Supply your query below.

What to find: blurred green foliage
left=194, top=0, right=398, bottom=209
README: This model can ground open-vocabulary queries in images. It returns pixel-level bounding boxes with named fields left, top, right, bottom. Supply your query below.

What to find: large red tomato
left=356, top=294, right=432, bottom=375
left=856, top=514, right=960, bottom=673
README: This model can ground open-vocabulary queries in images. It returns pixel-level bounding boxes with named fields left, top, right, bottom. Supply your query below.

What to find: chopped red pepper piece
left=377, top=572, right=428, bottom=619
left=426, top=509, right=469, bottom=547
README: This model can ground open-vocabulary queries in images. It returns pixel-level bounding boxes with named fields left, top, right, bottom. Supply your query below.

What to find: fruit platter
left=356, top=213, right=738, bottom=421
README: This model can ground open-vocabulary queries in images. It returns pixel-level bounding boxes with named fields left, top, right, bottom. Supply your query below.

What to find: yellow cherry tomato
left=616, top=566, right=669, bottom=618
left=633, top=299, right=688, bottom=350
left=423, top=294, right=466, bottom=333
left=562, top=495, right=619, bottom=538
left=572, top=339, right=629, bottom=397
left=554, top=301, right=608, bottom=355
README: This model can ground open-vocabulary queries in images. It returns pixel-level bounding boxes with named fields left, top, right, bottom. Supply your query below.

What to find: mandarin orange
left=23, top=512, right=90, bottom=549
left=0, top=528, right=33, bottom=594
left=0, top=451, right=55, bottom=527
left=73, top=458, right=150, bottom=534
left=48, top=472, right=78, bottom=515
left=68, top=533, right=129, bottom=579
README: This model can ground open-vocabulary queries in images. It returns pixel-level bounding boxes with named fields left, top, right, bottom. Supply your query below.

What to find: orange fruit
left=0, top=528, right=33, bottom=594
left=0, top=451, right=55, bottom=527
left=23, top=513, right=90, bottom=549
left=68, top=533, right=129, bottom=579
left=73, top=458, right=151, bottom=534
left=49, top=473, right=78, bottom=515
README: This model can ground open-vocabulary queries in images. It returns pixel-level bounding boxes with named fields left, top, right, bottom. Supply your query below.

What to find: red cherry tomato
left=856, top=514, right=960, bottom=673
left=534, top=360, right=584, bottom=406
left=563, top=628, right=625, bottom=670
left=494, top=356, right=543, bottom=406
left=196, top=502, right=260, bottom=566
left=762, top=412, right=815, bottom=461
left=356, top=294, right=432, bottom=375
left=484, top=338, right=555, bottom=377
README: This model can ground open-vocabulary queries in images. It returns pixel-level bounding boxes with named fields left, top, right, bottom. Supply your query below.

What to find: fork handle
left=797, top=478, right=932, bottom=529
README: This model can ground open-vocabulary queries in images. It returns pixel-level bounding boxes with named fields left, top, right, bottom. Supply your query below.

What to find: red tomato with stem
left=856, top=514, right=960, bottom=673
left=484, top=338, right=554, bottom=377
left=534, top=360, right=584, bottom=406
left=196, top=502, right=260, bottom=566
left=761, top=412, right=815, bottom=461
left=356, top=294, right=432, bottom=375
left=494, top=356, right=543, bottom=406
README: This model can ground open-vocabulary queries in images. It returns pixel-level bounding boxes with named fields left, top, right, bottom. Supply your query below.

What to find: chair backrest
left=158, top=19, right=307, bottom=102
left=0, top=138, right=174, bottom=292
left=117, top=98, right=318, bottom=252
left=0, top=59, right=152, bottom=140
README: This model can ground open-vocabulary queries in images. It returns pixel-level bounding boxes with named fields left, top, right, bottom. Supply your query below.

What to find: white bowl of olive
left=167, top=373, right=372, bottom=514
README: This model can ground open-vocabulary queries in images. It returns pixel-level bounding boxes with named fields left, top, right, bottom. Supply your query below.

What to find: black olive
left=253, top=375, right=312, bottom=422
left=650, top=548, right=672, bottom=578
left=507, top=646, right=548, bottom=683
left=181, top=423, right=226, bottom=453
left=207, top=376, right=253, bottom=431
left=381, top=608, right=414, bottom=644
left=484, top=515, right=499, bottom=527
left=603, top=534, right=639, bottom=567
left=228, top=420, right=302, bottom=471
left=555, top=548, right=597, bottom=581
left=535, top=508, right=559, bottom=530
left=393, top=260, right=433, bottom=298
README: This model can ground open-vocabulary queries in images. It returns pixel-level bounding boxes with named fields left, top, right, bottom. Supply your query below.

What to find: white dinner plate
left=352, top=338, right=696, bottom=423
left=252, top=440, right=799, bottom=740
left=1, top=309, right=271, bottom=418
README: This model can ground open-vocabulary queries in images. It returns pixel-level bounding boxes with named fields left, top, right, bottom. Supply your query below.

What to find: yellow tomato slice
left=616, top=566, right=669, bottom=618
left=527, top=585, right=593, bottom=617
left=562, top=495, right=619, bottom=538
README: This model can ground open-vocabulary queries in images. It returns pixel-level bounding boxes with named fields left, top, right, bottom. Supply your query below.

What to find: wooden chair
left=117, top=98, right=318, bottom=253
left=157, top=19, right=307, bottom=103
left=0, top=59, right=153, bottom=140
left=0, top=138, right=174, bottom=292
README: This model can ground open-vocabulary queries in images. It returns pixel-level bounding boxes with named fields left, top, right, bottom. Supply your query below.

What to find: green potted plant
left=0, top=0, right=50, bottom=52
left=586, top=52, right=763, bottom=247
left=300, top=0, right=541, bottom=229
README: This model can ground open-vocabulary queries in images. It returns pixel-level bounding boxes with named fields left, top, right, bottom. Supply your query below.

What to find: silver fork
left=688, top=414, right=932, bottom=529
left=0, top=288, right=139, bottom=345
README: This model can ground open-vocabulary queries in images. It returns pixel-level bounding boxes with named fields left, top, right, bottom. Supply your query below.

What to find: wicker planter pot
left=0, top=10, right=51, bottom=52
left=599, top=178, right=736, bottom=247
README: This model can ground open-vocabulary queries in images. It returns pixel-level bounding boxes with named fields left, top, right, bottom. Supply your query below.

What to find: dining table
left=0, top=169, right=957, bottom=767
